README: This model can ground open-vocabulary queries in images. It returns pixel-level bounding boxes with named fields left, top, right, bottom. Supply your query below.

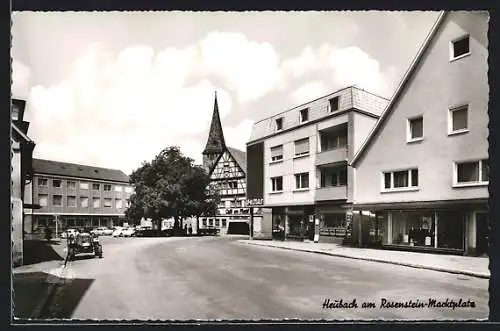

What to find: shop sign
left=246, top=198, right=264, bottom=206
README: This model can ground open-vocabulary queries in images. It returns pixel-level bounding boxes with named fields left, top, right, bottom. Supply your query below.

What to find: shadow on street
left=23, top=240, right=64, bottom=265
left=13, top=271, right=94, bottom=320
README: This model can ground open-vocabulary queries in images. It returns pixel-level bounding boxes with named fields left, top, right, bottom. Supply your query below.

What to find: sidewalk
left=12, top=239, right=68, bottom=320
left=238, top=239, right=490, bottom=279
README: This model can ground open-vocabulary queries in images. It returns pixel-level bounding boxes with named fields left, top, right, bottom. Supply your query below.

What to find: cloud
left=11, top=59, right=31, bottom=98
left=282, top=44, right=396, bottom=98
left=290, top=81, right=329, bottom=105
left=223, top=118, right=254, bottom=152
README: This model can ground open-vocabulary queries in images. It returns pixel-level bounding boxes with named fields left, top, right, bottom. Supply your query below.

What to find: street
left=37, top=236, right=488, bottom=320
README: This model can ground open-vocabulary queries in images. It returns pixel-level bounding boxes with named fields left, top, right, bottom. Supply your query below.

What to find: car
left=61, top=228, right=78, bottom=239
left=92, top=226, right=114, bottom=236
left=122, top=227, right=136, bottom=237
left=112, top=227, right=124, bottom=237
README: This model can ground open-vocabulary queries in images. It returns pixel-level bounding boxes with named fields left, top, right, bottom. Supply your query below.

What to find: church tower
left=202, top=91, right=226, bottom=172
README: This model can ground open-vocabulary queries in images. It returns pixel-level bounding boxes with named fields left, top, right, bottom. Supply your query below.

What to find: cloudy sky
left=11, top=11, right=440, bottom=175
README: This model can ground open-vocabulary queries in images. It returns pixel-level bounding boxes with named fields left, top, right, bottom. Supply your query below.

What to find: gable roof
left=33, top=158, right=130, bottom=183
left=351, top=11, right=447, bottom=167
left=227, top=146, right=247, bottom=175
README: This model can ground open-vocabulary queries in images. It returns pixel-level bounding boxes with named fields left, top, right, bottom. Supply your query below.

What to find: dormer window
left=276, top=117, right=283, bottom=131
left=329, top=96, right=339, bottom=112
left=300, top=108, right=309, bottom=123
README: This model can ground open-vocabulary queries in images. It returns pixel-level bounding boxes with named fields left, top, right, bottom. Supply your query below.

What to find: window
left=320, top=167, right=347, bottom=187
left=227, top=181, right=238, bottom=189
left=38, top=178, right=48, bottom=187
left=53, top=195, right=62, bottom=207
left=222, top=219, right=227, bottom=228
left=215, top=219, right=220, bottom=227
left=92, top=183, right=100, bottom=190
left=383, top=169, right=419, bottom=191
left=202, top=219, right=207, bottom=227
left=39, top=194, right=48, bottom=207
left=329, top=96, right=339, bottom=112
left=295, top=172, right=309, bottom=189
left=114, top=185, right=122, bottom=192
left=53, top=179, right=62, bottom=188
left=11, top=104, right=20, bottom=120
left=271, top=176, right=283, bottom=192
left=275, top=117, right=283, bottom=131
left=270, top=145, right=283, bottom=162
left=80, top=182, right=89, bottom=190
left=67, top=196, right=76, bottom=207
left=294, top=138, right=310, bottom=157
left=125, top=186, right=133, bottom=193
left=455, top=159, right=488, bottom=185
left=93, top=197, right=100, bottom=208
left=209, top=219, right=214, bottom=226
left=449, top=105, right=468, bottom=134
left=104, top=184, right=112, bottom=191
left=104, top=198, right=112, bottom=207
left=80, top=197, right=89, bottom=208
left=320, top=129, right=348, bottom=151
left=67, top=181, right=77, bottom=190
left=300, top=108, right=309, bottom=123
left=450, top=35, right=470, bottom=60
left=407, top=116, right=423, bottom=142
left=116, top=199, right=123, bottom=209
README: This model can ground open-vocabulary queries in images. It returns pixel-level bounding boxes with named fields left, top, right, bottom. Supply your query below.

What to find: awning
left=24, top=203, right=42, bottom=209
left=352, top=198, right=488, bottom=211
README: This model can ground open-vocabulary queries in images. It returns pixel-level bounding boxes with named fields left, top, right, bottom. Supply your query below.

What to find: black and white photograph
left=11, top=9, right=492, bottom=322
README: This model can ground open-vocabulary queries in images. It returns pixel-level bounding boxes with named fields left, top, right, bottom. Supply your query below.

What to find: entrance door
left=476, top=212, right=489, bottom=256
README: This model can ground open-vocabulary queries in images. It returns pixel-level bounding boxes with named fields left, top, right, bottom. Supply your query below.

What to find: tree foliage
left=125, top=146, right=219, bottom=230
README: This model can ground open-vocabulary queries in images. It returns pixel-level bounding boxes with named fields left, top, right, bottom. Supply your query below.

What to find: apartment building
left=246, top=86, right=389, bottom=242
left=11, top=98, right=36, bottom=266
left=350, top=11, right=489, bottom=256
left=24, top=159, right=133, bottom=235
left=200, top=93, right=250, bottom=235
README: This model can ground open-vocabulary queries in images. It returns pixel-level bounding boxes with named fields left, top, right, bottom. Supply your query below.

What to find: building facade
left=200, top=93, right=250, bottom=235
left=246, top=86, right=389, bottom=242
left=24, top=159, right=133, bottom=236
left=11, top=98, right=36, bottom=266
left=350, top=11, right=489, bottom=256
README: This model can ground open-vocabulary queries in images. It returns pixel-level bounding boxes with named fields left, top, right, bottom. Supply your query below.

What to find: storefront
left=32, top=214, right=119, bottom=234
left=315, top=204, right=352, bottom=243
left=271, top=205, right=315, bottom=241
left=353, top=200, right=488, bottom=256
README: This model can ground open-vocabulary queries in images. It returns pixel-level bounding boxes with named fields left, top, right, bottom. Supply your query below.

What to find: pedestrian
left=188, top=225, right=193, bottom=236
left=184, top=224, right=188, bottom=236
left=45, top=225, right=52, bottom=243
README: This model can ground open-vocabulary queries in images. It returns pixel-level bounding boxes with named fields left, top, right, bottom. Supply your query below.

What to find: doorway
left=476, top=212, right=489, bottom=256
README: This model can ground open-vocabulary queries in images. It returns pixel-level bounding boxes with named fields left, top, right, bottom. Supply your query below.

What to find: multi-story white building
left=246, top=86, right=389, bottom=242
left=350, top=11, right=489, bottom=256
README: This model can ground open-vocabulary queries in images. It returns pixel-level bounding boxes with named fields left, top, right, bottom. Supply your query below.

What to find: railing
left=315, top=147, right=348, bottom=166
left=315, top=185, right=347, bottom=201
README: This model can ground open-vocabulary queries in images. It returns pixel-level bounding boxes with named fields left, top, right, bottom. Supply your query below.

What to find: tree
left=125, top=146, right=219, bottom=233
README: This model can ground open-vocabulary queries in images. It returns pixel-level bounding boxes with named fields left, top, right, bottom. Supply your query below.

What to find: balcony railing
left=315, top=147, right=348, bottom=166
left=315, top=185, right=347, bottom=201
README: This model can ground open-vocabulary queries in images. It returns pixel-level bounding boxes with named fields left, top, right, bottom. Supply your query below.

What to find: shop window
left=437, top=211, right=465, bottom=250
left=319, top=213, right=346, bottom=237
left=390, top=211, right=435, bottom=247
left=271, top=176, right=283, bottom=192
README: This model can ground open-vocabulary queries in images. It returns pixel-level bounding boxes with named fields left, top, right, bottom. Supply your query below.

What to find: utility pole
left=55, top=214, right=58, bottom=238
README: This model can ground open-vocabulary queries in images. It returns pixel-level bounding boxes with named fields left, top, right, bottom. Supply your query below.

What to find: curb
left=240, top=241, right=490, bottom=280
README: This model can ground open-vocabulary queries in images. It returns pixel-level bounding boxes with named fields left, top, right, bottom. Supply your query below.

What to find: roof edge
left=350, top=10, right=447, bottom=167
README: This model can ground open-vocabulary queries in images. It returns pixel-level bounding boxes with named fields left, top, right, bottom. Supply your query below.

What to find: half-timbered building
left=201, top=93, right=249, bottom=235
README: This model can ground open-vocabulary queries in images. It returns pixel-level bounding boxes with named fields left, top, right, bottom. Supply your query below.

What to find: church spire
left=203, top=90, right=226, bottom=156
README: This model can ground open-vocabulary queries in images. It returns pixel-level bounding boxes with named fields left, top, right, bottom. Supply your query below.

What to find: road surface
left=40, top=235, right=489, bottom=320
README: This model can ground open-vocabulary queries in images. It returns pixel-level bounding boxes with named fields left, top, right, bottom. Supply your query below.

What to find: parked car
left=91, top=227, right=112, bottom=236
left=112, top=227, right=124, bottom=237
left=122, top=227, right=136, bottom=237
